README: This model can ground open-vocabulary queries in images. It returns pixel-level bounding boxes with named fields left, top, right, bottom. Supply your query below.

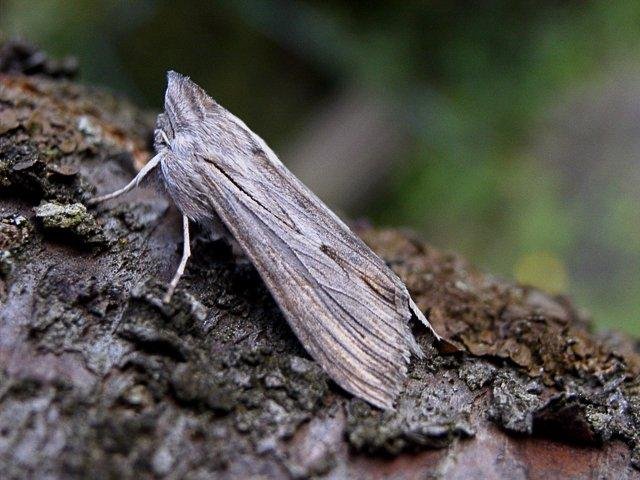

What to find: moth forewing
left=156, top=72, right=441, bottom=409
left=94, top=70, right=441, bottom=409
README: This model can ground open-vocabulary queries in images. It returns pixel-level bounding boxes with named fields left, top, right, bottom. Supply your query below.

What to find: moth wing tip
left=409, top=298, right=443, bottom=342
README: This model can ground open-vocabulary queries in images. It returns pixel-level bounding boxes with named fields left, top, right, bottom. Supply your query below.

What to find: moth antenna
left=87, top=152, right=163, bottom=205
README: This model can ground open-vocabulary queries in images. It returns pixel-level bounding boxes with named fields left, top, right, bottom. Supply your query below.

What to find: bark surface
left=1, top=42, right=639, bottom=479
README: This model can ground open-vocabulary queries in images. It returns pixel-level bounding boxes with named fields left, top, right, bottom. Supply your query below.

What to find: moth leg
left=88, top=152, right=162, bottom=205
left=163, top=215, right=191, bottom=303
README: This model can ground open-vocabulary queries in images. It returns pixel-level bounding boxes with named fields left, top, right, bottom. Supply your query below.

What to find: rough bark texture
left=1, top=42, right=639, bottom=479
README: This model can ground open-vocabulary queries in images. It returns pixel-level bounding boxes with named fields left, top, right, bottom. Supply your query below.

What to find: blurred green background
left=1, top=0, right=639, bottom=334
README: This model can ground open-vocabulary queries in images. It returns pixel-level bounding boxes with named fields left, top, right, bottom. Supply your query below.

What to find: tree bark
left=0, top=42, right=639, bottom=479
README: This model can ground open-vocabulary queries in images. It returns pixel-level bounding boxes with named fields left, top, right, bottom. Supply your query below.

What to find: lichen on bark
left=1, top=41, right=639, bottom=479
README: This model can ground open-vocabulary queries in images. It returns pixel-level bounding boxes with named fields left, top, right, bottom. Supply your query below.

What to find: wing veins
left=200, top=154, right=417, bottom=407
left=214, top=184, right=406, bottom=392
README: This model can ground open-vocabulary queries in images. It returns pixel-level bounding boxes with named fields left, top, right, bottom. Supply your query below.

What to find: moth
left=90, top=71, right=444, bottom=409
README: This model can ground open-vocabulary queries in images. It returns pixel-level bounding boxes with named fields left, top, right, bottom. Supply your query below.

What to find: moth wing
left=161, top=71, right=435, bottom=408
left=198, top=149, right=430, bottom=409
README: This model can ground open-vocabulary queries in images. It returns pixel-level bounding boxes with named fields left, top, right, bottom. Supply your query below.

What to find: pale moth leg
left=163, top=215, right=191, bottom=303
left=88, top=151, right=163, bottom=205
left=87, top=150, right=191, bottom=302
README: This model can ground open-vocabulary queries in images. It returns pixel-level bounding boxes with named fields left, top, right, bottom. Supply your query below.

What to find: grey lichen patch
left=489, top=370, right=543, bottom=434
left=550, top=374, right=640, bottom=453
left=458, top=359, right=497, bottom=390
left=34, top=201, right=105, bottom=247
left=488, top=366, right=640, bottom=462
left=346, top=368, right=474, bottom=454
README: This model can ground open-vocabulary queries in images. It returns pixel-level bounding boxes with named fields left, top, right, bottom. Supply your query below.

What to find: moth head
left=155, top=71, right=217, bottom=153
left=163, top=70, right=214, bottom=131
